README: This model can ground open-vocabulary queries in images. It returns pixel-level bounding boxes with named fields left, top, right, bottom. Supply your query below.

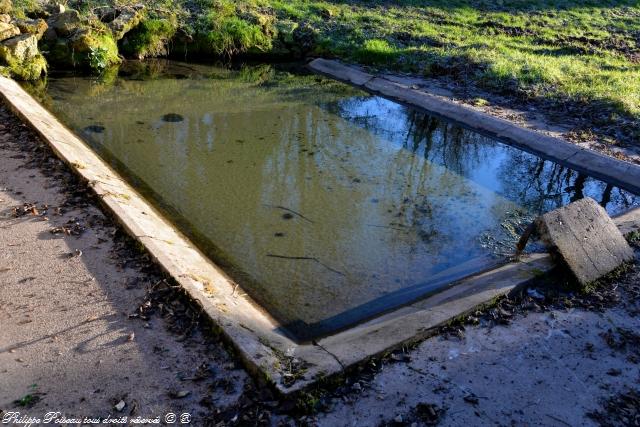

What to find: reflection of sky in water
left=39, top=63, right=639, bottom=340
left=331, top=96, right=637, bottom=216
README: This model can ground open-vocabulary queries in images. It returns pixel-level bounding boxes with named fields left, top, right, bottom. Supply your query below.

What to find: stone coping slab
left=534, top=198, right=635, bottom=285
left=0, top=76, right=637, bottom=395
left=308, top=59, right=640, bottom=196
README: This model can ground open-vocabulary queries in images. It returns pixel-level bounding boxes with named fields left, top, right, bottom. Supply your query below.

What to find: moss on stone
left=10, top=0, right=42, bottom=20
left=1, top=51, right=46, bottom=79
left=45, top=38, right=74, bottom=67
left=119, top=16, right=177, bottom=59
left=45, top=29, right=121, bottom=72
left=14, top=17, right=47, bottom=39
left=15, top=51, right=46, bottom=79
left=0, top=32, right=47, bottom=80
left=78, top=31, right=121, bottom=70
left=108, top=6, right=143, bottom=41
left=0, top=0, right=12, bottom=14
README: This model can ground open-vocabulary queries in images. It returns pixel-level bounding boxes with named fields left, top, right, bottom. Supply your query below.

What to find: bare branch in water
left=263, top=204, right=314, bottom=223
left=366, top=223, right=407, bottom=232
left=266, top=254, right=344, bottom=276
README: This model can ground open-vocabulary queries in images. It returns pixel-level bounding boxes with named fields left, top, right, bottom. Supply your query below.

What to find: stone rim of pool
left=1, top=64, right=639, bottom=394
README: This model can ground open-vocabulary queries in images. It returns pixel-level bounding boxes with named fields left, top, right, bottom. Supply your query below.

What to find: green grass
left=262, top=0, right=640, bottom=121
left=265, top=0, right=640, bottom=142
left=11, top=0, right=640, bottom=140
left=355, top=39, right=400, bottom=64
left=184, top=0, right=276, bottom=56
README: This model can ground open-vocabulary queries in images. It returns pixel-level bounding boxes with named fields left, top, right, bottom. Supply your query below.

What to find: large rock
left=534, top=197, right=635, bottom=285
left=108, top=6, right=142, bottom=40
left=1, top=33, right=39, bottom=62
left=96, top=7, right=118, bottom=23
left=0, top=13, right=10, bottom=23
left=44, top=3, right=65, bottom=15
left=15, top=18, right=48, bottom=40
left=48, top=9, right=81, bottom=37
left=0, top=0, right=12, bottom=14
left=0, top=32, right=46, bottom=80
left=0, top=21, right=19, bottom=42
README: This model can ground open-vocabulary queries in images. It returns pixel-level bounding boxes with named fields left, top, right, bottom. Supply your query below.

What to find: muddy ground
left=1, top=102, right=640, bottom=426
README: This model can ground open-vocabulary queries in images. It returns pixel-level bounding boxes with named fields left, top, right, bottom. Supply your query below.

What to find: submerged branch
left=366, top=223, right=407, bottom=232
left=263, top=204, right=314, bottom=223
left=266, top=254, right=345, bottom=276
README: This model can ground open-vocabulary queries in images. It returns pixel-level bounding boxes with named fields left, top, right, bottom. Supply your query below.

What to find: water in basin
left=35, top=61, right=640, bottom=340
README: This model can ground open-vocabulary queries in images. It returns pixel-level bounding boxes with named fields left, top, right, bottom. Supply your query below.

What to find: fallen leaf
left=169, top=390, right=191, bottom=399
left=129, top=399, right=139, bottom=416
left=463, top=394, right=479, bottom=405
left=606, top=368, right=622, bottom=376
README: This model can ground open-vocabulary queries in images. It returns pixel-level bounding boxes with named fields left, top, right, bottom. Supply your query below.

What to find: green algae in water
left=39, top=61, right=640, bottom=340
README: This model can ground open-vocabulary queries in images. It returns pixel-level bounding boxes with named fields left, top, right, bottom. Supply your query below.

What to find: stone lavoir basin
left=34, top=61, right=640, bottom=341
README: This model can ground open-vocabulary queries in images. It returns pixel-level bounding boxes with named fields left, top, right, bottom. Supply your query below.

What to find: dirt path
left=1, top=102, right=640, bottom=426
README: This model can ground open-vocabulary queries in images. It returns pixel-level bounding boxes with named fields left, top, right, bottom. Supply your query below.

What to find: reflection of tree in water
left=330, top=101, right=501, bottom=259
left=402, top=110, right=488, bottom=176
left=334, top=99, right=634, bottom=217
left=497, top=151, right=634, bottom=214
left=333, top=100, right=489, bottom=176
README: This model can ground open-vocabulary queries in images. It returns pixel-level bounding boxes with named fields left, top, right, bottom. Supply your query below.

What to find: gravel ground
left=1, top=102, right=639, bottom=426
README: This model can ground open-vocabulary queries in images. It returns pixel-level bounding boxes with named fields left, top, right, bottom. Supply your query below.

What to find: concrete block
left=534, top=198, right=635, bottom=285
